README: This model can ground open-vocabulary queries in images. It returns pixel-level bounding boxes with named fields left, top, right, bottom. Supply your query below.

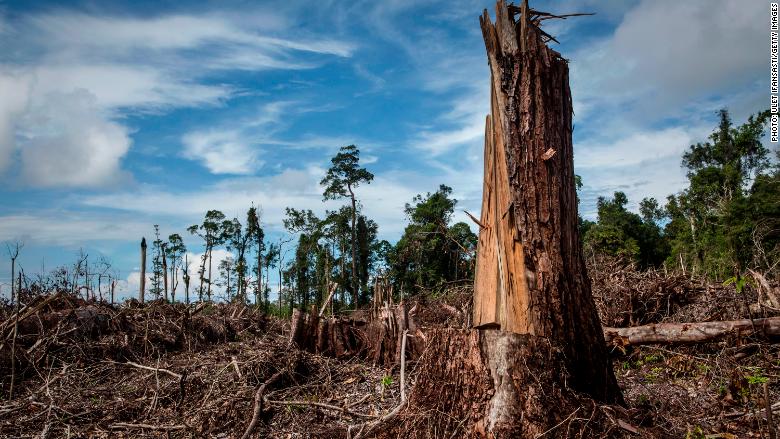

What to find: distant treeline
left=579, top=109, right=778, bottom=281
left=8, top=109, right=776, bottom=311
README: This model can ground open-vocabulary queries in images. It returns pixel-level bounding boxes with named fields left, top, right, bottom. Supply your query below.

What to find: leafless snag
left=6, top=240, right=23, bottom=401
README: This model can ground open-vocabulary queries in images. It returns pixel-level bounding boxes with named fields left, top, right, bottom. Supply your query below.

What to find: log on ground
left=604, top=317, right=780, bottom=346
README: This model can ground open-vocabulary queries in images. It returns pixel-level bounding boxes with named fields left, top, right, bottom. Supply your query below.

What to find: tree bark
left=471, top=0, right=621, bottom=411
left=378, top=329, right=620, bottom=439
left=603, top=317, right=780, bottom=346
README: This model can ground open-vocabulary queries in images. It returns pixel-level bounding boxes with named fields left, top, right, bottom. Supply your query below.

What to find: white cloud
left=25, top=12, right=354, bottom=65
left=180, top=101, right=295, bottom=174
left=574, top=126, right=706, bottom=169
left=573, top=125, right=711, bottom=218
left=410, top=83, right=488, bottom=156
left=33, top=64, right=231, bottom=111
left=182, top=129, right=261, bottom=175
left=0, top=212, right=150, bottom=246
left=78, top=165, right=431, bottom=239
left=0, top=9, right=355, bottom=187
left=571, top=0, right=765, bottom=123
left=18, top=89, right=132, bottom=187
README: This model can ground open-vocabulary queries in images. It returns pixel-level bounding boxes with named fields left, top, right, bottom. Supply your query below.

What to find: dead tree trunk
left=139, top=238, right=147, bottom=304
left=377, top=2, right=624, bottom=437
left=162, top=251, right=169, bottom=302
left=604, top=317, right=780, bottom=346
left=471, top=0, right=621, bottom=405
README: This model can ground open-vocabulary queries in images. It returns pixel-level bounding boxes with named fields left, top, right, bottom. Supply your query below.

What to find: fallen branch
left=265, top=399, right=376, bottom=419
left=120, top=361, right=182, bottom=380
left=109, top=423, right=187, bottom=431
left=604, top=317, right=780, bottom=346
left=240, top=368, right=288, bottom=439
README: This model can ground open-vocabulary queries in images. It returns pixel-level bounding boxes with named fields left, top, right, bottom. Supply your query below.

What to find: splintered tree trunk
left=472, top=0, right=621, bottom=404
left=383, top=2, right=622, bottom=438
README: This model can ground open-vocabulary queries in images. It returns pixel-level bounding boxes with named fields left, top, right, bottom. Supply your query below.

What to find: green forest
left=135, top=108, right=777, bottom=315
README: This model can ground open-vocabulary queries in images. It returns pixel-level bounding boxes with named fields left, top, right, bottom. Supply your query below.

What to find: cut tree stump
left=377, top=329, right=630, bottom=439
left=288, top=302, right=418, bottom=366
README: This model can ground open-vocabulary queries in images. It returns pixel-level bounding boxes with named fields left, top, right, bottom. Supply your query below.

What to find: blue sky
left=0, top=0, right=771, bottom=299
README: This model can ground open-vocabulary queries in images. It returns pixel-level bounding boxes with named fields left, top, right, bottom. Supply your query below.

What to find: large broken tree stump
left=470, top=0, right=622, bottom=405
left=378, top=329, right=631, bottom=439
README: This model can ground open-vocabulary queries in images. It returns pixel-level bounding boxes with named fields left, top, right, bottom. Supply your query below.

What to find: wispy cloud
left=0, top=8, right=355, bottom=187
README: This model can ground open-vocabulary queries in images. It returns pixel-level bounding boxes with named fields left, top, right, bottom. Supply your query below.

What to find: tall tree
left=139, top=238, right=147, bottom=303
left=389, top=185, right=476, bottom=292
left=5, top=240, right=23, bottom=400
left=217, top=256, right=236, bottom=302
left=356, top=215, right=378, bottom=303
left=324, top=207, right=352, bottom=308
left=321, top=145, right=374, bottom=308
left=284, top=208, right=323, bottom=310
left=246, top=207, right=264, bottom=306
left=188, top=210, right=226, bottom=301
left=583, top=191, right=669, bottom=268
left=262, top=242, right=280, bottom=310
left=150, top=225, right=164, bottom=300
left=183, top=254, right=191, bottom=305
left=666, top=109, right=773, bottom=278
left=166, top=234, right=186, bottom=303
left=5, top=241, right=22, bottom=304
left=221, top=217, right=253, bottom=303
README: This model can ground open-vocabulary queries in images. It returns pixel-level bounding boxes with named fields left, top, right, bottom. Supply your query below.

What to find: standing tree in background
left=356, top=215, right=379, bottom=304
left=139, top=238, right=147, bottom=303
left=389, top=185, right=476, bottom=292
left=217, top=256, right=236, bottom=302
left=222, top=216, right=253, bottom=303
left=277, top=238, right=292, bottom=315
left=262, top=242, right=280, bottom=310
left=324, top=207, right=352, bottom=308
left=284, top=208, right=323, bottom=309
left=245, top=206, right=265, bottom=306
left=188, top=210, right=226, bottom=301
left=150, top=225, right=164, bottom=300
left=665, top=109, right=774, bottom=278
left=5, top=240, right=23, bottom=400
left=321, top=145, right=374, bottom=308
left=582, top=191, right=669, bottom=268
left=166, top=234, right=186, bottom=303
left=183, top=254, right=191, bottom=304
left=5, top=241, right=23, bottom=304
